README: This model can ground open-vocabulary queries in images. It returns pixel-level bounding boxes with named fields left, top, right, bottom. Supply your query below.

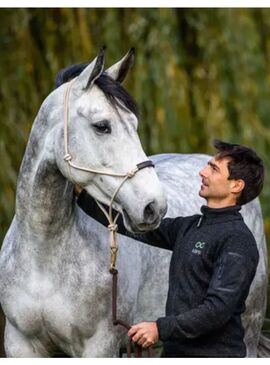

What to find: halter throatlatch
left=63, top=80, right=154, bottom=357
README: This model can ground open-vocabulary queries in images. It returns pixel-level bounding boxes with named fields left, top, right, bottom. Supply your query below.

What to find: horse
left=0, top=48, right=168, bottom=357
left=0, top=49, right=269, bottom=357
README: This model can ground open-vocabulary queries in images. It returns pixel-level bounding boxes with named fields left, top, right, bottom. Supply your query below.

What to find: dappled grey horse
left=0, top=49, right=269, bottom=357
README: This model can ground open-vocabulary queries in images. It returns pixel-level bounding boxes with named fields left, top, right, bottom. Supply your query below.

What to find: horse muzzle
left=122, top=199, right=167, bottom=233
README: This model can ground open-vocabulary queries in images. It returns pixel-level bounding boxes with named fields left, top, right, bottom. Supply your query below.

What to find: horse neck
left=16, top=97, right=74, bottom=240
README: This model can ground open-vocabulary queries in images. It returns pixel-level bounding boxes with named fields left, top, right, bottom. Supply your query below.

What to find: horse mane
left=55, top=63, right=139, bottom=117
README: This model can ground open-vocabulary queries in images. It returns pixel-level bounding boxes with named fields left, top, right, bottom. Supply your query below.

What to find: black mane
left=55, top=63, right=139, bottom=117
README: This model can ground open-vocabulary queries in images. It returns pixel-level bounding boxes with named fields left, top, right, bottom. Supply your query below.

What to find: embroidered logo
left=192, top=241, right=206, bottom=255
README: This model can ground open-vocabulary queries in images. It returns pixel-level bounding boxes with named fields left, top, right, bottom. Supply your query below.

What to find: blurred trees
left=0, top=8, right=270, bottom=316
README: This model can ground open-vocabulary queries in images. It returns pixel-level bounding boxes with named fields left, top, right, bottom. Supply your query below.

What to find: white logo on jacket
left=192, top=241, right=206, bottom=255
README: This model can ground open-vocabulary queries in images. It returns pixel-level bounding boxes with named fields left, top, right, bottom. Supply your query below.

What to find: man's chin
left=199, top=190, right=208, bottom=199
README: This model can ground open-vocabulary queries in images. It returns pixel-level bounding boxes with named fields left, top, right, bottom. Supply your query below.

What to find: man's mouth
left=201, top=180, right=209, bottom=189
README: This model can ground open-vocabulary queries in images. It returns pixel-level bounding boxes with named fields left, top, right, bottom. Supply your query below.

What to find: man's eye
left=92, top=121, right=111, bottom=134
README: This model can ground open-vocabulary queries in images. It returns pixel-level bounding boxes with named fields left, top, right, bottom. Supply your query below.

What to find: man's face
left=199, top=156, right=235, bottom=204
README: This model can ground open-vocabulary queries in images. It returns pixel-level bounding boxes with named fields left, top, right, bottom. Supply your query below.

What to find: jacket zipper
left=197, top=215, right=203, bottom=228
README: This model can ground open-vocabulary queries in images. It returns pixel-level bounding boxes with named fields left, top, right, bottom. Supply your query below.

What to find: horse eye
left=92, top=121, right=111, bottom=134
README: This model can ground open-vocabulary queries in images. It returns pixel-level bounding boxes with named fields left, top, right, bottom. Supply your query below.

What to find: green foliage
left=0, top=8, right=270, bottom=317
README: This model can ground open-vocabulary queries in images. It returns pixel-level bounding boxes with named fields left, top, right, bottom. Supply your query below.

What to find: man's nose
left=199, top=166, right=207, bottom=178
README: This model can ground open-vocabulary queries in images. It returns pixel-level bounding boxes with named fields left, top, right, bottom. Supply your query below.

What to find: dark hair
left=55, top=63, right=139, bottom=117
left=214, top=139, right=264, bottom=205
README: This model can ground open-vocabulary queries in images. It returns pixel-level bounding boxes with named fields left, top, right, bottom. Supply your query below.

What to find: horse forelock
left=55, top=64, right=139, bottom=118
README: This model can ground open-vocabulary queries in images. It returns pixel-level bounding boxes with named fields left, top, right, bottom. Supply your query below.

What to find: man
left=76, top=140, right=264, bottom=357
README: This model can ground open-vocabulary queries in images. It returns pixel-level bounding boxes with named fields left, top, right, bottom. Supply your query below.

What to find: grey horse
left=0, top=49, right=269, bottom=357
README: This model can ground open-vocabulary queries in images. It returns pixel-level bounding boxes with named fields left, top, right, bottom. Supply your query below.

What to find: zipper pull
left=197, top=215, right=203, bottom=228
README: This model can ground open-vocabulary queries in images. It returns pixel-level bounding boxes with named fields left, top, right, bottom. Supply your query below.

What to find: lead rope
left=63, top=80, right=153, bottom=357
left=95, top=193, right=152, bottom=358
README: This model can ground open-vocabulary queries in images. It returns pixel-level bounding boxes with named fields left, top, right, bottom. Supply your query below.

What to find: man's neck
left=206, top=199, right=237, bottom=209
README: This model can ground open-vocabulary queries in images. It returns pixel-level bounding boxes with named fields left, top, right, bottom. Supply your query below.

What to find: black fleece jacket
left=77, top=190, right=259, bottom=357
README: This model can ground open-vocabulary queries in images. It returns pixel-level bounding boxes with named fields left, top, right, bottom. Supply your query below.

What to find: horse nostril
left=143, top=201, right=157, bottom=223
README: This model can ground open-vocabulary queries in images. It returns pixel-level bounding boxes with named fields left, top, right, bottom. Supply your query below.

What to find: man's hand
left=128, top=321, right=159, bottom=348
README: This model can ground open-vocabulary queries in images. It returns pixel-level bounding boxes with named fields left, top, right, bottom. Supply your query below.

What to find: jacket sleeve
left=77, top=189, right=184, bottom=251
left=156, top=232, right=259, bottom=341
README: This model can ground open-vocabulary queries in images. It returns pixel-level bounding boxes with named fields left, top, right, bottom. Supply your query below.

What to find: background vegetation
left=0, top=8, right=269, bottom=325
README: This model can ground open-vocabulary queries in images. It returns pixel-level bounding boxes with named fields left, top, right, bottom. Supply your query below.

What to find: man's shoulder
left=226, top=220, right=256, bottom=242
left=221, top=222, right=259, bottom=258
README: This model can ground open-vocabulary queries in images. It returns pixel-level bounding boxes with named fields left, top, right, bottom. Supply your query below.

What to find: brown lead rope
left=63, top=81, right=154, bottom=357
left=99, top=191, right=153, bottom=357
left=111, top=269, right=152, bottom=357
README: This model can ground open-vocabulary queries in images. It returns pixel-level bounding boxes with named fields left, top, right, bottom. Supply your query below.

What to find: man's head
left=199, top=139, right=264, bottom=207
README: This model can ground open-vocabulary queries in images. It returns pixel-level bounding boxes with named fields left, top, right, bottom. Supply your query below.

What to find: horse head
left=54, top=49, right=167, bottom=232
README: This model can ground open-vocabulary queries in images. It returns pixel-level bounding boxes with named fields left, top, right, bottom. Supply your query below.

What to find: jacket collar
left=200, top=205, right=241, bottom=216
left=198, top=205, right=242, bottom=227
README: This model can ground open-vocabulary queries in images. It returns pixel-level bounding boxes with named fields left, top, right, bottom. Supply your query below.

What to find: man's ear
left=231, top=179, right=245, bottom=194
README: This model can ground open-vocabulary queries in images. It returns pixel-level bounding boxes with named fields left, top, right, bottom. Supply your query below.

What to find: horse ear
left=106, top=48, right=135, bottom=83
left=76, top=47, right=105, bottom=90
